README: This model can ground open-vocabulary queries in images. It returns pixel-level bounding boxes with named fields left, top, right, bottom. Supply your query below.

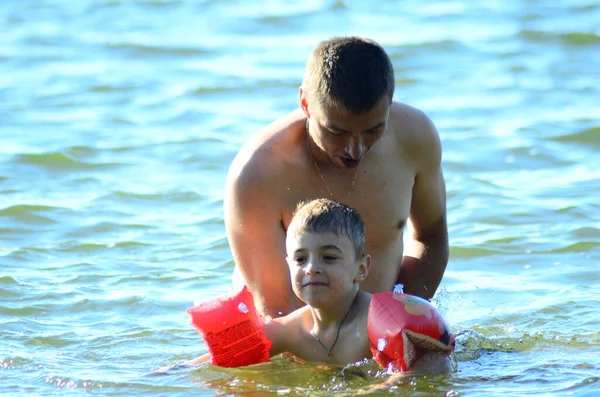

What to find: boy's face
left=286, top=230, right=370, bottom=308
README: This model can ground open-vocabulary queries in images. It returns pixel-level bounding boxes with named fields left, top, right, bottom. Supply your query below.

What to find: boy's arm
left=263, top=317, right=288, bottom=357
left=184, top=316, right=293, bottom=367
left=185, top=353, right=211, bottom=366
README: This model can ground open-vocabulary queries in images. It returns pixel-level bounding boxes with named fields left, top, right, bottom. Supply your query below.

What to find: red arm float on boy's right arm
left=368, top=285, right=455, bottom=372
left=187, top=286, right=272, bottom=368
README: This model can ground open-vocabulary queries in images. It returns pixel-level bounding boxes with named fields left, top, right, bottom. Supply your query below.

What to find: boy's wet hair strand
left=289, top=198, right=365, bottom=260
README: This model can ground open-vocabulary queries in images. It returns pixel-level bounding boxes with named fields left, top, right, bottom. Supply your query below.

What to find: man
left=225, top=36, right=448, bottom=318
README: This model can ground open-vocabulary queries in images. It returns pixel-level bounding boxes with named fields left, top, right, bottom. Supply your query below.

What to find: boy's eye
left=294, top=257, right=306, bottom=265
left=323, top=255, right=337, bottom=262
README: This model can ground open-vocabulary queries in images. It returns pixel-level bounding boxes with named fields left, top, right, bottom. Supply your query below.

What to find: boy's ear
left=354, top=254, right=371, bottom=283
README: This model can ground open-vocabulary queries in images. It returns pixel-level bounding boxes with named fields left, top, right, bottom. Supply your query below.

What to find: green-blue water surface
left=1, top=0, right=599, bottom=395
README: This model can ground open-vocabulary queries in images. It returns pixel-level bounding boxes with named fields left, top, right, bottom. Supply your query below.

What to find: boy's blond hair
left=288, top=198, right=365, bottom=260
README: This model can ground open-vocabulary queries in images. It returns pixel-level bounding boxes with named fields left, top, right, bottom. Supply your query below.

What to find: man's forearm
left=233, top=265, right=299, bottom=318
left=252, top=287, right=303, bottom=319
left=398, top=232, right=449, bottom=300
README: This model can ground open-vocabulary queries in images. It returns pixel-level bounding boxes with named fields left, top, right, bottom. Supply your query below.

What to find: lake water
left=1, top=0, right=599, bottom=395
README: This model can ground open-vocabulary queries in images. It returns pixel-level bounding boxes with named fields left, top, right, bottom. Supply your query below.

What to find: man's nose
left=345, top=135, right=366, bottom=160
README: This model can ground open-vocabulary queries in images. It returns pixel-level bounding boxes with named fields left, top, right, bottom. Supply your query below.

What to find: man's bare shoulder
left=227, top=109, right=305, bottom=187
left=390, top=101, right=438, bottom=142
left=389, top=100, right=442, bottom=167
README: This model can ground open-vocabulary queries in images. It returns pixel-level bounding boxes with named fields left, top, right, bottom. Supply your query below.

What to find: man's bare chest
left=281, top=159, right=415, bottom=240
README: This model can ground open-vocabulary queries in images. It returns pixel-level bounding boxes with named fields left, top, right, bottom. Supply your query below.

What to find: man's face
left=310, top=98, right=391, bottom=169
left=286, top=230, right=368, bottom=308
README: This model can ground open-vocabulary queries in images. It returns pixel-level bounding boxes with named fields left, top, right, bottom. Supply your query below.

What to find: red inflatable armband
left=368, top=286, right=455, bottom=372
left=187, top=286, right=272, bottom=367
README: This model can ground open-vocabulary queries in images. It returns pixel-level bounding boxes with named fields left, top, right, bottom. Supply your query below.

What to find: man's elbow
left=426, top=223, right=449, bottom=267
left=251, top=288, right=298, bottom=318
left=260, top=302, right=295, bottom=319
left=416, top=216, right=448, bottom=248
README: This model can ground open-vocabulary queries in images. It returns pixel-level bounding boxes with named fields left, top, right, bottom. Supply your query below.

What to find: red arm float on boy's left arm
left=187, top=286, right=272, bottom=368
left=368, top=285, right=455, bottom=372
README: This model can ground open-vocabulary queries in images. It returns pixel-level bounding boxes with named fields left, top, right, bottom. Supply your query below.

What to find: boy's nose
left=304, top=260, right=322, bottom=275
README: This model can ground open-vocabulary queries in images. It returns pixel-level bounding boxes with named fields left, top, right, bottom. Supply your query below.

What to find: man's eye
left=327, top=128, right=344, bottom=136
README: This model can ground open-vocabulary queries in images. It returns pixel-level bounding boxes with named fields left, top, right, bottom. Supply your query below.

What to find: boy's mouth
left=303, top=281, right=328, bottom=287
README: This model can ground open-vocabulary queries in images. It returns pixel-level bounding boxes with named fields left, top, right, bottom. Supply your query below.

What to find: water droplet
left=238, top=302, right=249, bottom=313
left=393, top=284, right=404, bottom=294
left=377, top=338, right=387, bottom=351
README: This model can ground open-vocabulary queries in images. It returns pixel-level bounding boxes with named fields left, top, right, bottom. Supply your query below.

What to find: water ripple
left=105, top=42, right=213, bottom=57
left=547, top=125, right=600, bottom=148
left=520, top=29, right=600, bottom=46
left=15, top=152, right=124, bottom=171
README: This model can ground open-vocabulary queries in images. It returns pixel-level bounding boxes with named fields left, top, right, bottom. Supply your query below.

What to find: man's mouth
left=340, top=156, right=360, bottom=168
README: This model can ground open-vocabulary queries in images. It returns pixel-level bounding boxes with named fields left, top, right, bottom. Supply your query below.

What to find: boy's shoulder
left=273, top=304, right=311, bottom=327
left=355, top=291, right=373, bottom=332
left=265, top=305, right=311, bottom=354
left=357, top=291, right=373, bottom=316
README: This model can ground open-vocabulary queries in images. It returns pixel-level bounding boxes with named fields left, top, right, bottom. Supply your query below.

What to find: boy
left=188, top=198, right=451, bottom=369
left=261, top=197, right=373, bottom=365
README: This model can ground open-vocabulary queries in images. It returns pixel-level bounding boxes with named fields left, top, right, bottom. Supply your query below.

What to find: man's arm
left=398, top=111, right=449, bottom=300
left=224, top=154, right=298, bottom=318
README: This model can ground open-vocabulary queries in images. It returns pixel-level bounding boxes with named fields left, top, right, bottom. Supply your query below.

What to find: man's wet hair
left=302, top=36, right=395, bottom=113
left=288, top=198, right=365, bottom=260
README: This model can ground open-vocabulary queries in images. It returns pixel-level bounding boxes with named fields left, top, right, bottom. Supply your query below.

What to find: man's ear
left=299, top=87, right=310, bottom=118
left=354, top=254, right=371, bottom=283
